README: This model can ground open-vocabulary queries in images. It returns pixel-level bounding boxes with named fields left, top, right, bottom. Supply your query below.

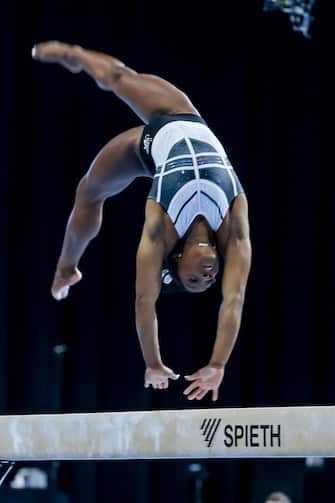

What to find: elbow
left=224, top=291, right=245, bottom=310
left=135, top=295, right=156, bottom=313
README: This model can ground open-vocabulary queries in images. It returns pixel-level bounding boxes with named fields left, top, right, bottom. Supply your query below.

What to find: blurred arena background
left=0, top=1, right=330, bottom=502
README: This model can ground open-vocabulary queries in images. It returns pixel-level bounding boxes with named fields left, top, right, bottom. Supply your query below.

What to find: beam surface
left=0, top=406, right=335, bottom=461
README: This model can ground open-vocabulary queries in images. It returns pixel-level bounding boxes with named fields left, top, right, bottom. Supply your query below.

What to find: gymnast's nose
left=201, top=270, right=216, bottom=285
left=202, top=265, right=216, bottom=276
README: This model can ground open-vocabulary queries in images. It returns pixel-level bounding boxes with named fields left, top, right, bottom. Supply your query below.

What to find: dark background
left=0, top=0, right=331, bottom=502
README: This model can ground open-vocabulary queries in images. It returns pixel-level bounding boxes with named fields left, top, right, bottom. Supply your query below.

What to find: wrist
left=72, top=44, right=84, bottom=58
left=145, top=357, right=163, bottom=369
left=208, top=360, right=225, bottom=369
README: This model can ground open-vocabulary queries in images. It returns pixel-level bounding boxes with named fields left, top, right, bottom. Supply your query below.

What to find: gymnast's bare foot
left=32, top=41, right=83, bottom=73
left=51, top=266, right=82, bottom=301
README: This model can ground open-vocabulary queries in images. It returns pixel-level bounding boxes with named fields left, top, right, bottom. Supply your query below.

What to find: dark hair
left=265, top=492, right=291, bottom=503
left=161, top=255, right=187, bottom=294
left=160, top=239, right=187, bottom=294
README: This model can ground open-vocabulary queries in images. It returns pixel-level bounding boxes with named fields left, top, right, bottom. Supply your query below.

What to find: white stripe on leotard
left=167, top=179, right=230, bottom=238
left=150, top=121, right=230, bottom=165
left=150, top=120, right=234, bottom=237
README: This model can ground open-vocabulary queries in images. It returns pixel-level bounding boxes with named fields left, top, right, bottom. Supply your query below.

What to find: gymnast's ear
left=160, top=256, right=187, bottom=294
left=161, top=267, right=173, bottom=287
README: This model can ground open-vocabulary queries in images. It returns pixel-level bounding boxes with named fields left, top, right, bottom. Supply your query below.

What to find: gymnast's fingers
left=183, top=380, right=200, bottom=396
left=195, top=389, right=208, bottom=401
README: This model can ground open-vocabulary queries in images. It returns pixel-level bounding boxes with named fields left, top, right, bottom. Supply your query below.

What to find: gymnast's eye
left=189, top=277, right=198, bottom=283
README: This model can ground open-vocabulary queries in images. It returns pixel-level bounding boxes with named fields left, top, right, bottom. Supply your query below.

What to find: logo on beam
left=200, top=418, right=222, bottom=447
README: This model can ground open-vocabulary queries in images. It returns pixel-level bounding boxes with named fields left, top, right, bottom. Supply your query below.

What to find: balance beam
left=1, top=406, right=334, bottom=461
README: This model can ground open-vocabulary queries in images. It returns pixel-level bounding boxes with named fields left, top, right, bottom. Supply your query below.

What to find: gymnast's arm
left=135, top=218, right=179, bottom=388
left=183, top=228, right=251, bottom=401
left=210, top=225, right=251, bottom=369
left=135, top=224, right=163, bottom=366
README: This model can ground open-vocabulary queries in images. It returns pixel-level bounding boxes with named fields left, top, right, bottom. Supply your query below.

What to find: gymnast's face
left=177, top=243, right=219, bottom=292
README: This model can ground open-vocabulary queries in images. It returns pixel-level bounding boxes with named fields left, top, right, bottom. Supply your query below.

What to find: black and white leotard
left=140, top=113, right=244, bottom=238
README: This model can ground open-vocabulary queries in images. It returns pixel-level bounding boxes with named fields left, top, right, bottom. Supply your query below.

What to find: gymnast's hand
left=183, top=365, right=225, bottom=401
left=51, top=266, right=82, bottom=301
left=145, top=365, right=180, bottom=390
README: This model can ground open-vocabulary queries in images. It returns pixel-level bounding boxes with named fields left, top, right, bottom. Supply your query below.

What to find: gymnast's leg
left=31, top=41, right=200, bottom=300
left=50, top=125, right=147, bottom=301
left=32, top=40, right=200, bottom=123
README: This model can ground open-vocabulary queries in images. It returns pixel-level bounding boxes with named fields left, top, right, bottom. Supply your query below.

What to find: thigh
left=86, top=126, right=152, bottom=198
left=114, top=70, right=200, bottom=123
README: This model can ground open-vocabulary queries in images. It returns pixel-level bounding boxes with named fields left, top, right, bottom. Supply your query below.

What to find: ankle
left=71, top=44, right=84, bottom=59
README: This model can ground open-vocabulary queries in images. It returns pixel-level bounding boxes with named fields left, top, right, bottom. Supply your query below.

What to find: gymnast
left=32, top=41, right=251, bottom=401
